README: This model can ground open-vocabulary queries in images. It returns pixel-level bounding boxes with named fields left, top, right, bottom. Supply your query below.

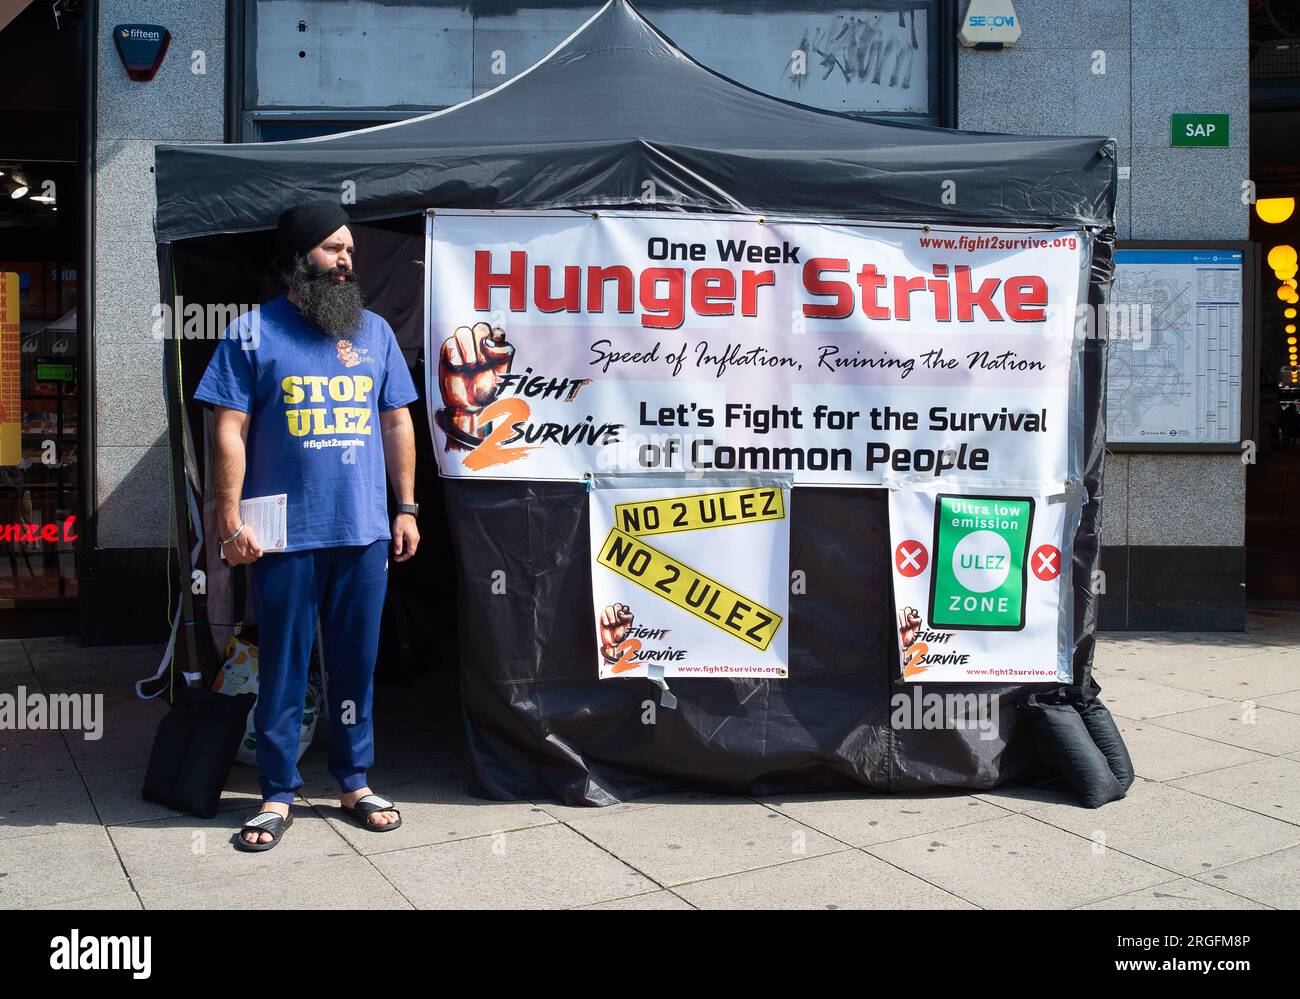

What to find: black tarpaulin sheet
left=154, top=1, right=1123, bottom=805
left=446, top=481, right=1052, bottom=804
left=154, top=2, right=1114, bottom=241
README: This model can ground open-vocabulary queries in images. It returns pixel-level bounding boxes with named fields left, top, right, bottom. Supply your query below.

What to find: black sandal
left=234, top=810, right=293, bottom=852
left=341, top=793, right=402, bottom=832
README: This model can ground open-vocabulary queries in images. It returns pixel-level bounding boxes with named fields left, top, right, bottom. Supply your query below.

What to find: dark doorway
left=1246, top=3, right=1300, bottom=607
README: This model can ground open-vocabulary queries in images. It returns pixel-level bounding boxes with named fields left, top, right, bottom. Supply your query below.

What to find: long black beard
left=287, top=256, right=364, bottom=337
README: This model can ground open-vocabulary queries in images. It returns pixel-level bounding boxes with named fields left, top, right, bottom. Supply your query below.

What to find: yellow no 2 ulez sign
left=597, top=527, right=783, bottom=651
left=589, top=484, right=790, bottom=679
left=612, top=486, right=785, bottom=537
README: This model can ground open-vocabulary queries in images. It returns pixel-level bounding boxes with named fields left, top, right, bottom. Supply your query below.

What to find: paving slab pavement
left=1, top=614, right=1297, bottom=909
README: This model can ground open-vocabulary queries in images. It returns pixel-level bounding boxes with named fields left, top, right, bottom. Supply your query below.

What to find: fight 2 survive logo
left=433, top=322, right=600, bottom=471
left=596, top=603, right=685, bottom=674
left=336, top=337, right=374, bottom=367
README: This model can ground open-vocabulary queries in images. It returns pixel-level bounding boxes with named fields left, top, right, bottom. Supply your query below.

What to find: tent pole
left=158, top=243, right=199, bottom=694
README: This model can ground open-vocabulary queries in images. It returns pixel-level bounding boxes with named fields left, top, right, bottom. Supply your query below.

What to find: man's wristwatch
left=396, top=503, right=419, bottom=518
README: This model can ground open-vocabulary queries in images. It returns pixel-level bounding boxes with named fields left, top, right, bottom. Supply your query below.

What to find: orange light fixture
left=1269, top=245, right=1298, bottom=270
left=1257, top=198, right=1296, bottom=224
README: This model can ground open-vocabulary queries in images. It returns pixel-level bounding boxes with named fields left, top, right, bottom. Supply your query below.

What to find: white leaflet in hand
left=239, top=494, right=288, bottom=552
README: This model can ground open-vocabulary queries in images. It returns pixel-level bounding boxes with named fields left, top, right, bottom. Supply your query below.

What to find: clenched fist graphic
left=898, top=606, right=922, bottom=650
left=436, top=322, right=514, bottom=449
left=599, top=603, right=635, bottom=664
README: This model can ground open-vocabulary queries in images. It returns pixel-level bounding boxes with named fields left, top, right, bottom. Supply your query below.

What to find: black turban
left=276, top=200, right=350, bottom=266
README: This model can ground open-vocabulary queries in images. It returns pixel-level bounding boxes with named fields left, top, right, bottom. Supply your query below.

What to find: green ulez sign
left=1171, top=113, right=1228, bottom=148
left=929, top=495, right=1034, bottom=631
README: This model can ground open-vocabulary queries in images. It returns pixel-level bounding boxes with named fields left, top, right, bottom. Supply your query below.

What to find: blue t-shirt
left=194, top=294, right=419, bottom=552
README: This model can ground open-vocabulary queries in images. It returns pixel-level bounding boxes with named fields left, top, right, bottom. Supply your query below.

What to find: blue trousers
left=248, top=541, right=388, bottom=804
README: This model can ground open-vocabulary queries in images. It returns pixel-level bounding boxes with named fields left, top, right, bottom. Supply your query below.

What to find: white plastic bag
left=212, top=635, right=320, bottom=766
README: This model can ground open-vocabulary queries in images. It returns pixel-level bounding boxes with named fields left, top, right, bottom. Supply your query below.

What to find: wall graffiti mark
left=787, top=10, right=920, bottom=92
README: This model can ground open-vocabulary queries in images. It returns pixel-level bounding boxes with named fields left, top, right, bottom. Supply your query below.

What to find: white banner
left=889, top=489, right=1072, bottom=684
left=425, top=209, right=1086, bottom=488
left=588, top=482, right=790, bottom=679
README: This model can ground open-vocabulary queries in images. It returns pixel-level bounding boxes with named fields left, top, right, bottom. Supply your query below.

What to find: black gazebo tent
left=153, top=1, right=1128, bottom=806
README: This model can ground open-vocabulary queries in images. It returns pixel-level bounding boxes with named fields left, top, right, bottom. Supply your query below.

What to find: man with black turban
left=194, top=199, right=420, bottom=850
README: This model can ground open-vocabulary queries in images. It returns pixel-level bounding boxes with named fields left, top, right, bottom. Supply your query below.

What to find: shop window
left=0, top=161, right=80, bottom=606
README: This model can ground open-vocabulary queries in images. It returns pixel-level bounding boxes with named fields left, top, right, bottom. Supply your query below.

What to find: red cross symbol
left=895, top=540, right=928, bottom=577
left=1031, top=544, right=1061, bottom=581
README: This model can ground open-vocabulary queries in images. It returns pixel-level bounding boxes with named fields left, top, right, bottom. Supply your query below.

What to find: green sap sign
left=1171, top=114, right=1228, bottom=148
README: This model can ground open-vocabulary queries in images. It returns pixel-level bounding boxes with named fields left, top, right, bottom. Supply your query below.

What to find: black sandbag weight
left=1078, top=696, right=1136, bottom=789
left=1023, top=690, right=1131, bottom=809
left=142, top=686, right=256, bottom=818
